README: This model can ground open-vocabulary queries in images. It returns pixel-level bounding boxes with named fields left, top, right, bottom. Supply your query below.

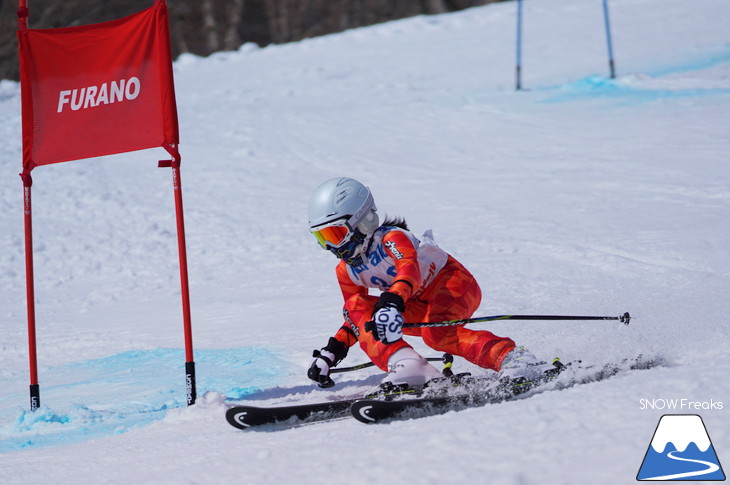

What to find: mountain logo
left=637, top=414, right=725, bottom=481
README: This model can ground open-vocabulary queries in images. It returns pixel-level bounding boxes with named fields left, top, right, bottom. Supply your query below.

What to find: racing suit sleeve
left=380, top=229, right=421, bottom=302
left=332, top=260, right=365, bottom=348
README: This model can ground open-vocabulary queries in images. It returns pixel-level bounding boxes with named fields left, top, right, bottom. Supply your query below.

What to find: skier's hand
left=307, top=338, right=348, bottom=388
left=308, top=349, right=336, bottom=388
left=366, top=291, right=405, bottom=344
left=373, top=291, right=405, bottom=313
left=366, top=306, right=404, bottom=345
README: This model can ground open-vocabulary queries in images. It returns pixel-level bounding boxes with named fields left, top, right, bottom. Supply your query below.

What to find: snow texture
left=0, top=0, right=728, bottom=483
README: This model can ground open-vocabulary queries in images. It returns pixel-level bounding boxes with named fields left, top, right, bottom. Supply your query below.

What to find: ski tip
left=225, top=407, right=253, bottom=430
left=351, top=400, right=378, bottom=424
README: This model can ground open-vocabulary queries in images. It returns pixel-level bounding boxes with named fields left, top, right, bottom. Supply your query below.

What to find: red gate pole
left=21, top=171, right=40, bottom=411
left=160, top=144, right=196, bottom=405
left=18, top=0, right=40, bottom=412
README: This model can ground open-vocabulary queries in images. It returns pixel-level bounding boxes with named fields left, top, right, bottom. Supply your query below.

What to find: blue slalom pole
left=515, top=0, right=524, bottom=90
left=602, top=0, right=616, bottom=78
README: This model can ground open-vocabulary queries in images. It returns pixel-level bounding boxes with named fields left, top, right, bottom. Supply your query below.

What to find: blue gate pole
left=515, top=0, right=524, bottom=90
left=602, top=0, right=616, bottom=78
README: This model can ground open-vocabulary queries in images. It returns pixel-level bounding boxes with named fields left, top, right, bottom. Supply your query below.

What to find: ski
left=225, top=398, right=356, bottom=429
left=225, top=354, right=664, bottom=429
left=351, top=354, right=663, bottom=424
left=223, top=377, right=482, bottom=430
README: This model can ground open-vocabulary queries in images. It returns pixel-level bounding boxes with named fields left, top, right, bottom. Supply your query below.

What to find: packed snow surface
left=0, top=0, right=728, bottom=483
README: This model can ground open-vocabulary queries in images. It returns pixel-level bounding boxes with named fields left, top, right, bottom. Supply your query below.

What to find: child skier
left=306, top=177, right=550, bottom=392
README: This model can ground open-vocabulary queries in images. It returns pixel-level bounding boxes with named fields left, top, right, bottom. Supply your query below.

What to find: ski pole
left=515, top=0, right=524, bottom=90
left=403, top=312, right=631, bottom=329
left=331, top=354, right=453, bottom=374
left=602, top=0, right=617, bottom=79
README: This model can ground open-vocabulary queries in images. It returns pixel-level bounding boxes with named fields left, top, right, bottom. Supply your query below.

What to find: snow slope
left=0, top=0, right=728, bottom=483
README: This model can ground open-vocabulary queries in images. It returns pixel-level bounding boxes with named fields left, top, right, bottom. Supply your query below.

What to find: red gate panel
left=18, top=0, right=178, bottom=171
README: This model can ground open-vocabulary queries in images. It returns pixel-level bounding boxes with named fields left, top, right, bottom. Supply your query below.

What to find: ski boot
left=497, top=346, right=565, bottom=396
left=365, top=347, right=443, bottom=400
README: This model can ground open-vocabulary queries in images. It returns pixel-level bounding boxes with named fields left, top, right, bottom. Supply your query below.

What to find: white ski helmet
left=308, top=177, right=379, bottom=250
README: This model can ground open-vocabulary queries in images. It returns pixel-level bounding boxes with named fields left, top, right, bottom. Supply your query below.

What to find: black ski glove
left=307, top=337, right=348, bottom=388
left=373, top=291, right=405, bottom=313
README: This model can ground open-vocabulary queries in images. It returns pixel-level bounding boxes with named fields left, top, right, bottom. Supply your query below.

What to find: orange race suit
left=330, top=225, right=516, bottom=371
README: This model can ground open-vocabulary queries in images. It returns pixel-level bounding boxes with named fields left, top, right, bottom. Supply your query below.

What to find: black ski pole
left=404, top=312, right=631, bottom=329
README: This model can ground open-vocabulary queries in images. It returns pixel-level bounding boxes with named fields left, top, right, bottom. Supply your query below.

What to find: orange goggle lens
left=312, top=224, right=350, bottom=248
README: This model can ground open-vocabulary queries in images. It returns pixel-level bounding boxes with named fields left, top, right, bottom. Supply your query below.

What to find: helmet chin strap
left=331, top=228, right=377, bottom=266
left=346, top=229, right=378, bottom=266
left=353, top=209, right=379, bottom=260
left=359, top=230, right=376, bottom=257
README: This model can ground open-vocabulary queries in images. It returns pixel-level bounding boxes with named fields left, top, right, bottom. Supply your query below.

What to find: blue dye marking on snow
left=647, top=44, right=730, bottom=78
left=0, top=347, right=292, bottom=453
left=538, top=45, right=730, bottom=104
left=540, top=75, right=730, bottom=104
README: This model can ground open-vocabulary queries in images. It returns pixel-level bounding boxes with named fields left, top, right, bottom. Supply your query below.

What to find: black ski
left=225, top=399, right=356, bottom=429
left=226, top=354, right=663, bottom=429
left=225, top=368, right=531, bottom=429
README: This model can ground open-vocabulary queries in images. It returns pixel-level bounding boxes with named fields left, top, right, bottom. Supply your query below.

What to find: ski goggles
left=310, top=219, right=353, bottom=249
